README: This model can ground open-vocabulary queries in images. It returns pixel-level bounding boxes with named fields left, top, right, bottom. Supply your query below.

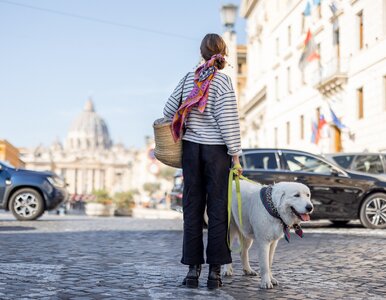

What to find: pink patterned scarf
left=171, top=54, right=225, bottom=142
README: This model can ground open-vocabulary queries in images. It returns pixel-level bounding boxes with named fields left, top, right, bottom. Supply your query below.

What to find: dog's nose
left=305, top=204, right=313, bottom=212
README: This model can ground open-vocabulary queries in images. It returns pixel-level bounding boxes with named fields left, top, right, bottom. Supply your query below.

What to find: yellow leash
left=227, top=164, right=260, bottom=252
left=227, top=164, right=244, bottom=253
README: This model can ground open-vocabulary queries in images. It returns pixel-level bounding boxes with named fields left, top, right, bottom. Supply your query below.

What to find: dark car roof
left=243, top=148, right=323, bottom=156
left=325, top=152, right=386, bottom=156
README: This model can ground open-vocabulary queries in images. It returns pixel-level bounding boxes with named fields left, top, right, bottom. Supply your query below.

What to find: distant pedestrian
left=163, top=33, right=242, bottom=289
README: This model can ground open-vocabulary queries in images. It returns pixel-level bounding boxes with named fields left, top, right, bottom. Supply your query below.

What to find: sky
left=0, top=0, right=246, bottom=149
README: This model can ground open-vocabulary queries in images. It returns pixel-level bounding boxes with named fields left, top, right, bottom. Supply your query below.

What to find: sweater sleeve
left=214, top=76, right=242, bottom=156
left=163, top=74, right=187, bottom=120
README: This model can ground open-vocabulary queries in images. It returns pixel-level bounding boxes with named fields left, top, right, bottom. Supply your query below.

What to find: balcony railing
left=312, top=57, right=348, bottom=95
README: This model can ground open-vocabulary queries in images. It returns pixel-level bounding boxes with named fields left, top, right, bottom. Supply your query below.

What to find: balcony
left=313, top=57, right=348, bottom=96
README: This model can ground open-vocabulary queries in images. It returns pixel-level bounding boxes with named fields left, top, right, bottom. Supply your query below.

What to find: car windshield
left=283, top=153, right=333, bottom=175
left=332, top=155, right=354, bottom=169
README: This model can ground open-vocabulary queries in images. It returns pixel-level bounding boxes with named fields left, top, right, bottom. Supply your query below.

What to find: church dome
left=66, top=99, right=112, bottom=151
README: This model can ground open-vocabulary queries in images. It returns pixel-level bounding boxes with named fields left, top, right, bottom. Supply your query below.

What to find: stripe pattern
left=163, top=72, right=242, bottom=156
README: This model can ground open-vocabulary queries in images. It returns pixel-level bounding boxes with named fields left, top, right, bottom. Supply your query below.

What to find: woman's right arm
left=163, top=75, right=187, bottom=120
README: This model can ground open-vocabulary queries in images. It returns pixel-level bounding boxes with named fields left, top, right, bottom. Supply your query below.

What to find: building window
left=384, top=76, right=386, bottom=109
left=317, top=2, right=322, bottom=19
left=358, top=11, right=364, bottom=49
left=358, top=87, right=364, bottom=119
left=384, top=0, right=386, bottom=36
left=300, top=115, right=304, bottom=140
left=276, top=37, right=279, bottom=56
left=334, top=26, right=340, bottom=59
left=275, top=76, right=279, bottom=101
left=301, top=70, right=306, bottom=85
left=317, top=43, right=322, bottom=69
left=287, top=66, right=292, bottom=94
left=274, top=127, right=278, bottom=147
left=286, top=122, right=290, bottom=144
left=316, top=107, right=321, bottom=121
left=288, top=25, right=292, bottom=46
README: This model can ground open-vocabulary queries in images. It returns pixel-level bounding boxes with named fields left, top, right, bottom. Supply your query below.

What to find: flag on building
left=311, top=114, right=327, bottom=144
left=303, top=1, right=312, bottom=16
left=299, top=29, right=320, bottom=70
left=302, top=1, right=312, bottom=31
left=329, top=1, right=340, bottom=44
left=329, top=107, right=346, bottom=130
left=311, top=120, right=318, bottom=144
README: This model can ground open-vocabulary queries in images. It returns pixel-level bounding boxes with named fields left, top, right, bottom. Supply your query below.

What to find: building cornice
left=241, top=86, right=267, bottom=116
left=240, top=0, right=258, bottom=18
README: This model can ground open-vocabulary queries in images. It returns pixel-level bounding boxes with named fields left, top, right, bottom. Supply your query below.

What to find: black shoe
left=207, top=264, right=222, bottom=289
left=182, top=264, right=201, bottom=288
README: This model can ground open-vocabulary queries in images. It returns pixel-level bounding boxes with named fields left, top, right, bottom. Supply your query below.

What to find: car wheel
left=9, top=188, right=45, bottom=221
left=330, top=220, right=349, bottom=226
left=359, top=193, right=386, bottom=229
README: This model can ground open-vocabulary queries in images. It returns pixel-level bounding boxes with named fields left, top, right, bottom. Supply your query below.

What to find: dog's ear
left=271, top=185, right=286, bottom=206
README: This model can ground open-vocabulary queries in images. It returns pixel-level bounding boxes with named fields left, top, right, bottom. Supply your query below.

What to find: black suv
left=170, top=149, right=386, bottom=229
left=0, top=161, right=68, bottom=220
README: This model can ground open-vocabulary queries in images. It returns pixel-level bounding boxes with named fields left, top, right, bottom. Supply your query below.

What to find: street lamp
left=220, top=4, right=238, bottom=32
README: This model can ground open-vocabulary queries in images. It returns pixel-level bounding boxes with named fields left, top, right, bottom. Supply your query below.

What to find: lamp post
left=220, top=4, right=238, bottom=32
left=220, top=4, right=238, bottom=95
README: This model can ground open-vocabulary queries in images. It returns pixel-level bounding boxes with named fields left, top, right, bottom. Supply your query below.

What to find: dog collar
left=260, top=185, right=303, bottom=243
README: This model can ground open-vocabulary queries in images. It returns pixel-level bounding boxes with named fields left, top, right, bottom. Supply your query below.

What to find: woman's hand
left=232, top=155, right=243, bottom=176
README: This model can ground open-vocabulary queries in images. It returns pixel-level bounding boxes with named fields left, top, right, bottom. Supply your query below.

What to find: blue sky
left=0, top=0, right=245, bottom=149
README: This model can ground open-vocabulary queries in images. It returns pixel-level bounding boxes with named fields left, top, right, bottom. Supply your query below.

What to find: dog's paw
left=243, top=268, right=258, bottom=276
left=270, top=276, right=279, bottom=286
left=260, top=278, right=273, bottom=289
left=222, top=265, right=233, bottom=276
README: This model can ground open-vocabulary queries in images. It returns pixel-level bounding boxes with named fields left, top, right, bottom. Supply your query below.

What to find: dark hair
left=200, top=33, right=228, bottom=70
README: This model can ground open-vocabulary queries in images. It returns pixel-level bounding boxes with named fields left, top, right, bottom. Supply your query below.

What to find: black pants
left=181, top=140, right=232, bottom=265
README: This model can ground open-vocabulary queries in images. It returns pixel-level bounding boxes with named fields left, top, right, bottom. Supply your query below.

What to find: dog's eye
left=294, top=193, right=300, bottom=197
left=306, top=194, right=310, bottom=197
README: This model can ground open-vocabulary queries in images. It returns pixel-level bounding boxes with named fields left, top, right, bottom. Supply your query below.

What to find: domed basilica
left=21, top=99, right=159, bottom=199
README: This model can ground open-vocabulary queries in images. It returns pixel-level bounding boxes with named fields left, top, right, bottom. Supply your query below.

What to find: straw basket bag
left=153, top=74, right=188, bottom=168
left=153, top=118, right=182, bottom=168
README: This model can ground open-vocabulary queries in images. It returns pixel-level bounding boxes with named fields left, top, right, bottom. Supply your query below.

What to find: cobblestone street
left=0, top=211, right=385, bottom=300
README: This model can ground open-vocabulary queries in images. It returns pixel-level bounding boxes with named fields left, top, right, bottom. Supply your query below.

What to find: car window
left=353, top=155, right=384, bottom=174
left=243, top=152, right=279, bottom=170
left=332, top=155, right=354, bottom=169
left=283, top=153, right=333, bottom=175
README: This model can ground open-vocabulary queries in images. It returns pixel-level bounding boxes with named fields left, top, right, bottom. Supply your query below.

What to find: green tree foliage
left=92, top=189, right=113, bottom=205
left=113, top=191, right=135, bottom=209
left=143, top=182, right=161, bottom=196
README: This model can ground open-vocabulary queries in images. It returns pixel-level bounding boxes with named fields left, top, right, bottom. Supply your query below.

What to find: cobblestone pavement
left=0, top=212, right=385, bottom=300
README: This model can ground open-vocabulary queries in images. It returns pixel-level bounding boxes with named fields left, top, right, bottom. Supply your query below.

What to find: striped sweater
left=163, top=72, right=242, bottom=156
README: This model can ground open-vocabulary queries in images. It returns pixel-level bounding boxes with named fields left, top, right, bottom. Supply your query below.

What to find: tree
left=113, top=191, right=135, bottom=209
left=143, top=182, right=161, bottom=196
left=92, top=189, right=113, bottom=205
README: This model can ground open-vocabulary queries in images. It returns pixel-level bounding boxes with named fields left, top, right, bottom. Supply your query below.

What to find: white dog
left=223, top=181, right=313, bottom=289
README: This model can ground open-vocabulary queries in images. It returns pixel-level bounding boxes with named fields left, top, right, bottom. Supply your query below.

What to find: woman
left=163, top=33, right=242, bottom=289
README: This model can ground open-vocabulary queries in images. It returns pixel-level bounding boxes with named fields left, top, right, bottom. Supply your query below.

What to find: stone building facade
left=239, top=0, right=386, bottom=153
left=21, top=100, right=168, bottom=202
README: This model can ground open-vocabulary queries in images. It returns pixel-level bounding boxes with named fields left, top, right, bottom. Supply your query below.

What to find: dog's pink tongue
left=300, top=214, right=310, bottom=221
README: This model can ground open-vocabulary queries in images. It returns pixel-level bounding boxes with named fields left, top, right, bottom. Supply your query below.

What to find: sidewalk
left=0, top=214, right=385, bottom=299
left=132, top=207, right=183, bottom=220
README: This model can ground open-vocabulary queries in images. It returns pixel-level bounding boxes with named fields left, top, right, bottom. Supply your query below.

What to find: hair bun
left=215, top=57, right=226, bottom=70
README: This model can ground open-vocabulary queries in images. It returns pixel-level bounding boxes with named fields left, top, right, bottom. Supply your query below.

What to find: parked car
left=170, top=149, right=386, bottom=229
left=170, top=169, right=183, bottom=212
left=0, top=161, right=68, bottom=220
left=324, top=153, right=386, bottom=175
